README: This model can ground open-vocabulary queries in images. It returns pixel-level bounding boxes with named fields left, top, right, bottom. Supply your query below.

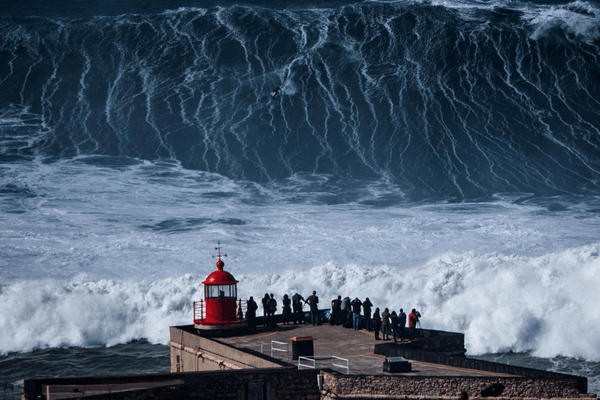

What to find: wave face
left=1, top=1, right=600, bottom=200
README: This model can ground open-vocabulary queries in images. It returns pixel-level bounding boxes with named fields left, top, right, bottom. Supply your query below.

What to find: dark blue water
left=0, top=341, right=169, bottom=400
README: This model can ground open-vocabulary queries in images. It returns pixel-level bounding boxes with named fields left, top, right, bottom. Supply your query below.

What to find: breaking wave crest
left=2, top=243, right=600, bottom=360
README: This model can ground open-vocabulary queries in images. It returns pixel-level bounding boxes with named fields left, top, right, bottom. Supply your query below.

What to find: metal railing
left=238, top=299, right=247, bottom=318
left=260, top=340, right=289, bottom=358
left=193, top=300, right=205, bottom=321
left=298, top=356, right=350, bottom=375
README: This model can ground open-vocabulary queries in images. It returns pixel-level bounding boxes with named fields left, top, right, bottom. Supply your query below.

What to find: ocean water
left=1, top=0, right=600, bottom=396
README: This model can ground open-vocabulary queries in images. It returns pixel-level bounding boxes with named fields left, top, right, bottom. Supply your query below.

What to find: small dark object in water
left=481, top=383, right=505, bottom=397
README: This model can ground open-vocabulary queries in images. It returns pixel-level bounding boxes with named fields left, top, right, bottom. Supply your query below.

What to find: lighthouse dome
left=202, top=259, right=239, bottom=285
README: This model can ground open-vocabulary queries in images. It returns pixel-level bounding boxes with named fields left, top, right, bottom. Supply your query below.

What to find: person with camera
left=408, top=308, right=421, bottom=340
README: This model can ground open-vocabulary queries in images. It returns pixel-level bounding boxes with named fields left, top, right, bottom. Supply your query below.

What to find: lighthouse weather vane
left=213, top=241, right=227, bottom=261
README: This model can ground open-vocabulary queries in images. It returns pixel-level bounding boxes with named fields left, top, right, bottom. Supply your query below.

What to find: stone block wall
left=320, top=372, right=594, bottom=400
left=25, top=368, right=595, bottom=400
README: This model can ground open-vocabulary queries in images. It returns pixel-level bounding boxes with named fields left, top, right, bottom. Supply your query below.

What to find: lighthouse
left=193, top=243, right=246, bottom=331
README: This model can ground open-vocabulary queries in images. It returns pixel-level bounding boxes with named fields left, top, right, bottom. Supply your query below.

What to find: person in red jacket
left=408, top=309, right=421, bottom=340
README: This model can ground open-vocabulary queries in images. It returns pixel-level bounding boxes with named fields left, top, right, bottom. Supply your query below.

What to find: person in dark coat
left=340, top=296, right=351, bottom=327
left=282, top=294, right=292, bottom=325
left=292, top=293, right=305, bottom=324
left=261, top=293, right=270, bottom=327
left=306, top=291, right=319, bottom=325
left=331, top=295, right=342, bottom=325
left=398, top=308, right=407, bottom=340
left=363, top=297, right=373, bottom=331
left=266, top=293, right=277, bottom=328
left=246, top=296, right=258, bottom=331
left=381, top=308, right=391, bottom=340
left=351, top=297, right=363, bottom=330
left=390, top=311, right=399, bottom=342
left=373, top=308, right=382, bottom=340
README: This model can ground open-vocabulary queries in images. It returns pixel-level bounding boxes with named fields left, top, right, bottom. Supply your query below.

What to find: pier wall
left=320, top=372, right=595, bottom=399
left=376, top=344, right=586, bottom=383
left=25, top=369, right=594, bottom=400
left=168, top=325, right=288, bottom=372
left=404, top=329, right=467, bottom=356
left=24, top=368, right=320, bottom=400
left=23, top=326, right=594, bottom=400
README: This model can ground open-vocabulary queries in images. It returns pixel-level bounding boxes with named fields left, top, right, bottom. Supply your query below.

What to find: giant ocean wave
left=1, top=1, right=599, bottom=200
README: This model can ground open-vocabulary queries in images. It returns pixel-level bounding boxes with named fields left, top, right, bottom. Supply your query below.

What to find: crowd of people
left=244, top=291, right=422, bottom=341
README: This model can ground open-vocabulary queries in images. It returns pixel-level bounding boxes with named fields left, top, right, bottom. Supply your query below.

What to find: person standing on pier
left=409, top=309, right=421, bottom=340
left=331, top=295, right=342, bottom=325
left=340, top=296, right=351, bottom=327
left=262, top=293, right=270, bottom=328
left=373, top=308, right=382, bottom=340
left=292, top=293, right=305, bottom=324
left=398, top=308, right=407, bottom=340
left=266, top=294, right=278, bottom=328
left=246, top=296, right=258, bottom=331
left=351, top=297, right=363, bottom=330
left=282, top=294, right=292, bottom=325
left=390, top=311, right=399, bottom=342
left=363, top=297, right=373, bottom=331
left=381, top=308, right=391, bottom=340
left=306, top=290, right=319, bottom=325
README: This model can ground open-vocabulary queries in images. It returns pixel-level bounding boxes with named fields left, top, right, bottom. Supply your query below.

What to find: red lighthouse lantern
left=194, top=243, right=246, bottom=331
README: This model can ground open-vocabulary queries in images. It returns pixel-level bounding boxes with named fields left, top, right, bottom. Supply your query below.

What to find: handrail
left=298, top=355, right=350, bottom=375
left=298, top=356, right=316, bottom=370
left=261, top=340, right=289, bottom=358
left=269, top=340, right=288, bottom=358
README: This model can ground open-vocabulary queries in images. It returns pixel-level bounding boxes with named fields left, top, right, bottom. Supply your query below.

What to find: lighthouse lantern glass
left=206, top=284, right=237, bottom=299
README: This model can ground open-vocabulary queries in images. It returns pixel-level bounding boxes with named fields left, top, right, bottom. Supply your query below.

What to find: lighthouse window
left=205, top=284, right=237, bottom=299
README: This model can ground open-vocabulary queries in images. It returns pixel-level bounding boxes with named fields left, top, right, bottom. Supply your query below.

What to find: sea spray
left=0, top=274, right=202, bottom=353
left=2, top=244, right=600, bottom=360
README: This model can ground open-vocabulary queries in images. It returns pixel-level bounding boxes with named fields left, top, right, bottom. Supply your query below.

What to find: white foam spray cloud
left=2, top=243, right=600, bottom=360
left=0, top=274, right=203, bottom=354
left=528, top=1, right=600, bottom=41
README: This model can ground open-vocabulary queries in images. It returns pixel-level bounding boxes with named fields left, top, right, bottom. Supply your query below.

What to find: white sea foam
left=528, top=1, right=600, bottom=41
left=239, top=245, right=600, bottom=360
left=2, top=243, right=600, bottom=360
left=0, top=274, right=203, bottom=354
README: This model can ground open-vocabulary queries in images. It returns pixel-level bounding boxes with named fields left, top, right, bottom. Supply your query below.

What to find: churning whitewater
left=1, top=0, right=600, bottom=395
left=2, top=244, right=600, bottom=359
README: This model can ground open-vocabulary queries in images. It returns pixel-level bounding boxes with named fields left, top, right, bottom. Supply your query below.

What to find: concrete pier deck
left=24, top=323, right=594, bottom=400
left=216, top=323, right=516, bottom=377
